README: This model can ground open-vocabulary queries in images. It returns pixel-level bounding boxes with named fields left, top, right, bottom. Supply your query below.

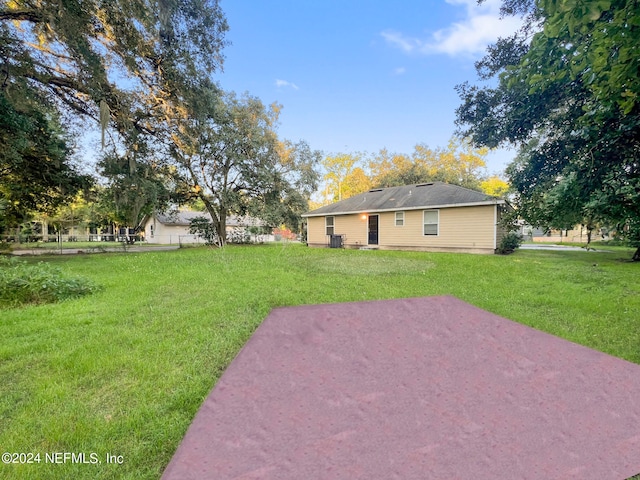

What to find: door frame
left=368, top=214, right=379, bottom=245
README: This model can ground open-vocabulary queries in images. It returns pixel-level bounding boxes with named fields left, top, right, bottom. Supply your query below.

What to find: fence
left=148, top=233, right=277, bottom=245
left=0, top=233, right=143, bottom=244
left=2, top=232, right=288, bottom=247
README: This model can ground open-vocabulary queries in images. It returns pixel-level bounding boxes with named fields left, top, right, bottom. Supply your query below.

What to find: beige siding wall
left=307, top=216, right=328, bottom=246
left=306, top=204, right=499, bottom=252
left=335, top=214, right=368, bottom=247
left=379, top=205, right=496, bottom=250
left=306, top=214, right=368, bottom=247
left=308, top=205, right=501, bottom=253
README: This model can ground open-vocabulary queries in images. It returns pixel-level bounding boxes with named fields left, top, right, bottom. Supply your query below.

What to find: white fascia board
left=302, top=199, right=506, bottom=218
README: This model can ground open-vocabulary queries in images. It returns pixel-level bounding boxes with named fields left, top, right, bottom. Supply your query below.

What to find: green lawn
left=1, top=244, right=639, bottom=479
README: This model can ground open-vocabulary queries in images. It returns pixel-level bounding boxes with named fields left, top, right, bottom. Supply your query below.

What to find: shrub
left=227, top=228, right=252, bottom=244
left=497, top=231, right=523, bottom=255
left=189, top=216, right=219, bottom=246
left=0, top=257, right=100, bottom=308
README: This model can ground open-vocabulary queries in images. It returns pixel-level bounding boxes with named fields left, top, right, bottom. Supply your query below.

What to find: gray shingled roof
left=303, top=182, right=502, bottom=217
left=155, top=211, right=211, bottom=226
left=154, top=211, right=263, bottom=227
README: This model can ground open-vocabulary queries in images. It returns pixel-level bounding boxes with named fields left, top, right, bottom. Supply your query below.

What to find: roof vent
left=416, top=183, right=434, bottom=187
left=368, top=188, right=383, bottom=192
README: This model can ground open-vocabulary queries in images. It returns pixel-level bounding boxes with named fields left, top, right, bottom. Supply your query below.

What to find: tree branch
left=0, top=9, right=45, bottom=23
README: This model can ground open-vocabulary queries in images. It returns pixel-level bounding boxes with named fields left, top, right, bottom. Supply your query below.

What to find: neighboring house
left=143, top=211, right=270, bottom=245
left=520, top=224, right=607, bottom=243
left=24, top=219, right=116, bottom=242
left=302, top=182, right=510, bottom=254
left=28, top=220, right=90, bottom=242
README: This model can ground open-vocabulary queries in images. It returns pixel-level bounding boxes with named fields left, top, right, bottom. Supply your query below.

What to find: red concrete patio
left=162, top=296, right=640, bottom=479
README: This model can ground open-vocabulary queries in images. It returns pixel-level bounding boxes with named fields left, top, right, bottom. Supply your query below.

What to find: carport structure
left=163, top=296, right=640, bottom=479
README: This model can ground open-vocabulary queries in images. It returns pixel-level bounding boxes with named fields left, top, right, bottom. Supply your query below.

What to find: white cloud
left=380, top=31, right=419, bottom=53
left=393, top=67, right=407, bottom=75
left=275, top=79, right=299, bottom=90
left=429, top=14, right=522, bottom=55
left=382, top=0, right=522, bottom=57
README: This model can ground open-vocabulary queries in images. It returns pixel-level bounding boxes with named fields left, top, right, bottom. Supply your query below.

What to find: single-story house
left=302, top=182, right=510, bottom=254
left=143, top=211, right=271, bottom=245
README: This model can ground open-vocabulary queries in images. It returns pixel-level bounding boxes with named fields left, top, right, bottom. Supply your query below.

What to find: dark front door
left=368, top=215, right=379, bottom=245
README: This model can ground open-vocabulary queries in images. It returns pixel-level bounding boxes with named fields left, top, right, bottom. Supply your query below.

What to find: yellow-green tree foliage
left=369, top=138, right=489, bottom=190
left=322, top=153, right=368, bottom=202
left=480, top=176, right=510, bottom=197
left=317, top=137, right=491, bottom=203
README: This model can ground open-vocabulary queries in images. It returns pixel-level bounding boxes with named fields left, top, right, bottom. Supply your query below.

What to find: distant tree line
left=315, top=137, right=509, bottom=207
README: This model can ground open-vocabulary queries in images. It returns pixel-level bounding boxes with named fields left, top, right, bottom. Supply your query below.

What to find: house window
left=423, top=210, right=439, bottom=236
left=395, top=211, right=404, bottom=226
left=150, top=225, right=154, bottom=238
left=325, top=216, right=334, bottom=235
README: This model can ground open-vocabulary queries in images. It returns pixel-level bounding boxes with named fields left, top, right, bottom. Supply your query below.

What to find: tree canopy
left=456, top=0, right=640, bottom=259
left=314, top=137, right=497, bottom=205
left=169, top=89, right=321, bottom=245
left=1, top=0, right=229, bottom=230
left=321, top=153, right=369, bottom=202
left=480, top=176, right=510, bottom=197
left=2, top=0, right=326, bottom=240
left=1, top=0, right=228, bottom=137
left=369, top=138, right=489, bottom=190
left=0, top=82, right=90, bottom=228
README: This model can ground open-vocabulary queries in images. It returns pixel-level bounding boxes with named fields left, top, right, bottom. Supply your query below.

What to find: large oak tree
left=1, top=0, right=228, bottom=230
left=456, top=0, right=640, bottom=260
left=169, top=88, right=321, bottom=245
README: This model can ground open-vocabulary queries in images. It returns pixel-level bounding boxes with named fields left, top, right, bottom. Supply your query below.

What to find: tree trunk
left=198, top=196, right=223, bottom=247
left=217, top=210, right=227, bottom=247
left=633, top=247, right=640, bottom=262
left=126, top=229, right=136, bottom=244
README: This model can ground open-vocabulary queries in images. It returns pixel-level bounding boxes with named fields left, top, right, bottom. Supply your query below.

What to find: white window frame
left=423, top=210, right=439, bottom=236
left=325, top=216, right=335, bottom=235
left=395, top=211, right=404, bottom=227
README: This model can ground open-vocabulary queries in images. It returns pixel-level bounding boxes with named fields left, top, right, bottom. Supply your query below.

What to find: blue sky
left=216, top=0, right=522, bottom=175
